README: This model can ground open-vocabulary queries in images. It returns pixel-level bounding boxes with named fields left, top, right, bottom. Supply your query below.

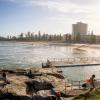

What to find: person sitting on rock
left=2, top=72, right=7, bottom=83
left=27, top=70, right=33, bottom=78
left=88, top=74, right=96, bottom=91
left=56, top=91, right=61, bottom=100
left=2, top=72, right=10, bottom=84
left=84, top=74, right=96, bottom=91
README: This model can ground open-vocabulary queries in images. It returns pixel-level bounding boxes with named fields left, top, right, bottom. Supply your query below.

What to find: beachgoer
left=86, top=75, right=96, bottom=91
left=2, top=72, right=10, bottom=84
left=82, top=75, right=96, bottom=91
left=56, top=91, right=61, bottom=100
left=90, top=75, right=95, bottom=91
left=27, top=70, right=33, bottom=78
left=2, top=72, right=7, bottom=83
left=47, top=60, right=51, bottom=67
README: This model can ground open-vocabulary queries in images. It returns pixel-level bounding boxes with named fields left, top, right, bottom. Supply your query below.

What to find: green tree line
left=0, top=31, right=63, bottom=42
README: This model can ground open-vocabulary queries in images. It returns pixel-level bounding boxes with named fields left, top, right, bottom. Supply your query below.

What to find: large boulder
left=25, top=80, right=54, bottom=94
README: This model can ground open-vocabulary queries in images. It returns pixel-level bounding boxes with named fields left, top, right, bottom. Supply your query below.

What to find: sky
left=0, top=0, right=100, bottom=36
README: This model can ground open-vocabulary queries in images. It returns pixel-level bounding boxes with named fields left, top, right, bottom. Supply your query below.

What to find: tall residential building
left=72, top=22, right=88, bottom=40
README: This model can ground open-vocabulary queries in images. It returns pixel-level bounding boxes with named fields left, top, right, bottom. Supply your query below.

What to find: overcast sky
left=0, top=0, right=100, bottom=36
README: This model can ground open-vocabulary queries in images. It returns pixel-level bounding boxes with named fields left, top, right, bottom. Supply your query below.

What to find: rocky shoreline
left=0, top=68, right=71, bottom=100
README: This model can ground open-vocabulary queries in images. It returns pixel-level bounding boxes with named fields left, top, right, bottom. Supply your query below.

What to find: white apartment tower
left=72, top=22, right=88, bottom=40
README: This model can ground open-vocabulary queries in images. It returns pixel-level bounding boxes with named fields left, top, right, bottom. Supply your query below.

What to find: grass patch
left=73, top=91, right=100, bottom=100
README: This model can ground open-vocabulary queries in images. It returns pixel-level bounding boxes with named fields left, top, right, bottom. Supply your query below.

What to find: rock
left=25, top=80, right=54, bottom=95
left=0, top=68, right=69, bottom=100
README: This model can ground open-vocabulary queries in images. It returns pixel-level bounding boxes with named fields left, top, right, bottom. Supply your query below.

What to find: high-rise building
left=72, top=22, right=88, bottom=40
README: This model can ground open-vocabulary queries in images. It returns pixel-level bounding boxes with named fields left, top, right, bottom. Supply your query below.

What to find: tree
left=30, top=32, right=34, bottom=40
left=38, top=30, right=41, bottom=40
left=76, top=33, right=81, bottom=42
left=59, top=34, right=62, bottom=40
left=90, top=34, right=96, bottom=44
left=27, top=32, right=31, bottom=38
left=68, top=34, right=72, bottom=42
left=19, top=33, right=24, bottom=40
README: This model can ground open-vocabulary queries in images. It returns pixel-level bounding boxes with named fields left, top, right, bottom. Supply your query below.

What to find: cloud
left=68, top=0, right=100, bottom=5
left=25, top=0, right=100, bottom=14
left=5, top=0, right=100, bottom=13
left=3, top=0, right=100, bottom=34
left=27, top=0, right=75, bottom=13
left=4, top=0, right=100, bottom=21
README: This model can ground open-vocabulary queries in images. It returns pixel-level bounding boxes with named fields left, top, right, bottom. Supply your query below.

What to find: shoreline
left=72, top=44, right=100, bottom=52
left=0, top=67, right=90, bottom=100
left=0, top=67, right=94, bottom=100
left=1, top=40, right=100, bottom=49
left=0, top=67, right=71, bottom=99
